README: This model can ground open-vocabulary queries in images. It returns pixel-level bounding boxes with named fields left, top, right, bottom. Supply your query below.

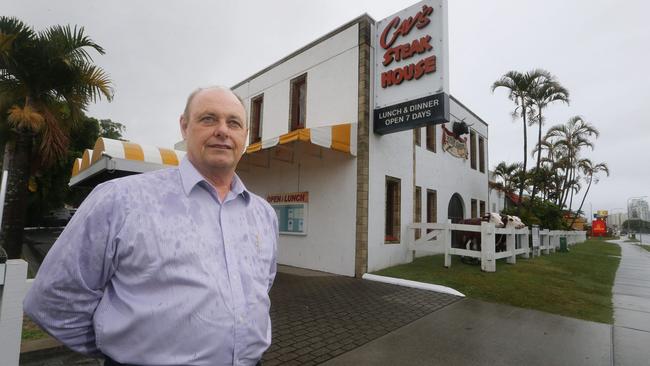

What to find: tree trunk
left=529, top=110, right=543, bottom=202
left=570, top=174, right=592, bottom=228
left=517, top=98, right=527, bottom=215
left=0, top=129, right=33, bottom=259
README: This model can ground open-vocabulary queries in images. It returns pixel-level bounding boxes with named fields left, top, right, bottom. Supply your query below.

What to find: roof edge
left=232, top=13, right=375, bottom=90
left=449, top=94, right=489, bottom=127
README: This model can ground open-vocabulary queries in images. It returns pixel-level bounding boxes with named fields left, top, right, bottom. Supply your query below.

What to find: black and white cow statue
left=455, top=213, right=526, bottom=264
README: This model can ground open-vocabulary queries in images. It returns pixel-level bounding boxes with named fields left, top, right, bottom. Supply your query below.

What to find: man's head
left=180, top=86, right=248, bottom=180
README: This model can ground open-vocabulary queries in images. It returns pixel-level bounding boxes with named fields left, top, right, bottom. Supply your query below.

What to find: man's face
left=180, top=89, right=248, bottom=178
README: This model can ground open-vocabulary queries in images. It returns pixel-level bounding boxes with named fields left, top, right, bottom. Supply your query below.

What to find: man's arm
left=23, top=182, right=122, bottom=355
left=268, top=213, right=279, bottom=293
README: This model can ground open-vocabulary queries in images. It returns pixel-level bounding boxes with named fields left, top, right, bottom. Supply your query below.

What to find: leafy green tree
left=99, top=119, right=125, bottom=140
left=0, top=17, right=112, bottom=258
left=570, top=160, right=609, bottom=228
left=544, top=116, right=599, bottom=210
left=491, top=69, right=548, bottom=214
left=493, top=161, right=520, bottom=210
left=528, top=76, right=569, bottom=201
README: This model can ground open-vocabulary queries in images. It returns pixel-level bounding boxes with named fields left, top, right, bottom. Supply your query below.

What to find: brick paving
left=262, top=272, right=460, bottom=366
left=20, top=269, right=460, bottom=365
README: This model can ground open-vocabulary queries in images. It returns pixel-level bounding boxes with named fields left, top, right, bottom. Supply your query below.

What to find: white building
left=629, top=199, right=649, bottom=221
left=232, top=13, right=488, bottom=277
left=607, top=212, right=628, bottom=229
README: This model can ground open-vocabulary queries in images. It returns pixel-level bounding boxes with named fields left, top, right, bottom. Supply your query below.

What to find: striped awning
left=245, top=123, right=356, bottom=156
left=70, top=138, right=186, bottom=187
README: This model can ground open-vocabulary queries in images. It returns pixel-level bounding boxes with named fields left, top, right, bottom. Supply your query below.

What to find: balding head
left=183, top=86, right=247, bottom=124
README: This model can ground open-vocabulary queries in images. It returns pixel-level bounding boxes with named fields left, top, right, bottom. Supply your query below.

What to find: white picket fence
left=0, top=260, right=32, bottom=366
left=407, top=221, right=587, bottom=272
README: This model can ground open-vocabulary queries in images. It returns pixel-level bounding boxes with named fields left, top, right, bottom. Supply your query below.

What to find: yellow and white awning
left=70, top=138, right=186, bottom=187
left=245, top=123, right=356, bottom=156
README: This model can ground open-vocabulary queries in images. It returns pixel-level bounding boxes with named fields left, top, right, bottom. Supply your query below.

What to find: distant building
left=607, top=212, right=628, bottom=229
left=629, top=199, right=649, bottom=221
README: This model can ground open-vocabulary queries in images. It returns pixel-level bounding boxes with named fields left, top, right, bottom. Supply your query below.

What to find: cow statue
left=455, top=213, right=526, bottom=264
left=451, top=120, right=472, bottom=139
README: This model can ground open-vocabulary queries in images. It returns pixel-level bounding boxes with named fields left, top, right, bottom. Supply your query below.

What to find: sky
left=5, top=0, right=650, bottom=215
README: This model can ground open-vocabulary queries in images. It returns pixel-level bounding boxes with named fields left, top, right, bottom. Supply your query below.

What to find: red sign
left=378, top=4, right=437, bottom=89
left=592, top=219, right=607, bottom=237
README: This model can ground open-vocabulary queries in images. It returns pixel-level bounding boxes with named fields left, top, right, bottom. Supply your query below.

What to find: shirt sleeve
left=267, top=212, right=279, bottom=293
left=23, top=182, right=123, bottom=356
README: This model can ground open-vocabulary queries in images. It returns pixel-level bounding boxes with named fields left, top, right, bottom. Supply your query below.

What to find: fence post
left=543, top=230, right=551, bottom=254
left=0, top=259, right=29, bottom=366
left=444, top=220, right=452, bottom=268
left=531, top=225, right=540, bottom=257
left=481, top=222, right=496, bottom=272
left=505, top=227, right=516, bottom=264
left=410, top=223, right=416, bottom=262
left=521, top=228, right=530, bottom=259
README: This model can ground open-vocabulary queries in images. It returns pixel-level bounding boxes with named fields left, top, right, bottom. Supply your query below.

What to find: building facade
left=232, top=15, right=488, bottom=277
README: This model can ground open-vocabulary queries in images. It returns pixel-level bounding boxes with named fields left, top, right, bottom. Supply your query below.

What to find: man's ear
left=180, top=114, right=188, bottom=139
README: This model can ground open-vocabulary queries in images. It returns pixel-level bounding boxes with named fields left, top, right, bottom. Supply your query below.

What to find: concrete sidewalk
left=322, top=298, right=612, bottom=366
left=611, top=240, right=650, bottom=366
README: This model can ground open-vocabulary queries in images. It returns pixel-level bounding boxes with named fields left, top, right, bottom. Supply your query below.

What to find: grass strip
left=374, top=240, right=620, bottom=324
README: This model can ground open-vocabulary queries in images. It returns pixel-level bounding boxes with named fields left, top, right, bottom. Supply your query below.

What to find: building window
left=480, top=200, right=486, bottom=217
left=289, top=74, right=307, bottom=131
left=414, top=128, right=421, bottom=146
left=414, top=186, right=422, bottom=240
left=470, top=131, right=477, bottom=170
left=427, top=189, right=437, bottom=226
left=426, top=125, right=436, bottom=152
left=250, top=94, right=263, bottom=145
left=479, top=136, right=485, bottom=173
left=471, top=198, right=478, bottom=218
left=385, top=176, right=401, bottom=243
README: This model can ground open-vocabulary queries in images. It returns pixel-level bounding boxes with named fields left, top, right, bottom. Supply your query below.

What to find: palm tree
left=0, top=17, right=113, bottom=258
left=544, top=116, right=599, bottom=210
left=491, top=69, right=548, bottom=213
left=528, top=77, right=569, bottom=200
left=570, top=160, right=609, bottom=228
left=493, top=161, right=521, bottom=210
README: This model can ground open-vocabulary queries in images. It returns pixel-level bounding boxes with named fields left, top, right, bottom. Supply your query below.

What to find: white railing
left=407, top=221, right=587, bottom=273
left=0, top=259, right=31, bottom=366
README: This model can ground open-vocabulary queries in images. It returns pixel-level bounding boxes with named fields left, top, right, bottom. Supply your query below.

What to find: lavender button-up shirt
left=24, top=157, right=278, bottom=366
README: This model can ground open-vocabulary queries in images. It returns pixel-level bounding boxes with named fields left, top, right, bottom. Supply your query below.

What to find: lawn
left=374, top=239, right=620, bottom=324
left=638, top=244, right=650, bottom=253
left=22, top=316, right=49, bottom=341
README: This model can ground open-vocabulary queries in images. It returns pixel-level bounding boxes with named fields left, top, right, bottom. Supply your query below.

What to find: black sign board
left=373, top=92, right=449, bottom=135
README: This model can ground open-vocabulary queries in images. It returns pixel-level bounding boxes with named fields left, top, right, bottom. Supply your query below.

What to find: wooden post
left=444, top=220, right=452, bottom=268
left=481, top=222, right=496, bottom=272
left=519, top=229, right=530, bottom=259
left=0, top=260, right=29, bottom=366
left=506, top=228, right=516, bottom=264
left=531, top=225, right=540, bottom=257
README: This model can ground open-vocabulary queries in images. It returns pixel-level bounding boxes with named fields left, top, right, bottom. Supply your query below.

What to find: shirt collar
left=179, top=156, right=251, bottom=204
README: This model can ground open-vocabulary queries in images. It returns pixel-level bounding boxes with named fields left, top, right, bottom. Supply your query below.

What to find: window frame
left=249, top=94, right=264, bottom=145
left=470, top=130, right=477, bottom=170
left=385, top=176, right=401, bottom=244
left=479, top=136, right=485, bottom=173
left=289, top=74, right=307, bottom=131
left=426, top=125, right=436, bottom=152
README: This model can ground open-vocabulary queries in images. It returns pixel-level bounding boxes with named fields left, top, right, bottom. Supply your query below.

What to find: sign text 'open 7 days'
left=374, top=0, right=449, bottom=135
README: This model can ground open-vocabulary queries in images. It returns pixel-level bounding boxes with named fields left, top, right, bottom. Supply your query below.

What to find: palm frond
left=7, top=104, right=44, bottom=131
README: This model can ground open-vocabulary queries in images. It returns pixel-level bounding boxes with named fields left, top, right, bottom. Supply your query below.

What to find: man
left=24, top=86, right=278, bottom=366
